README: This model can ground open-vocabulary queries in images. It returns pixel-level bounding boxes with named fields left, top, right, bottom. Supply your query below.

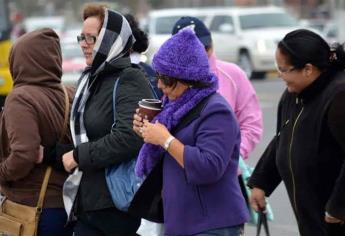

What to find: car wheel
left=238, top=52, right=253, bottom=79
left=252, top=71, right=266, bottom=80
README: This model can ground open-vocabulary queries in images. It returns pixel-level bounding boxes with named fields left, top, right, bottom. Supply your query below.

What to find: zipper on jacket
left=288, top=99, right=304, bottom=223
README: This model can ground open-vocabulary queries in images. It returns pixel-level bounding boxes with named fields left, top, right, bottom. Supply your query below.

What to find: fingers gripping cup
left=138, top=99, right=162, bottom=121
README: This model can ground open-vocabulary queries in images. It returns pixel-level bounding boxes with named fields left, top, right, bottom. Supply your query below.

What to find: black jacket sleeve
left=247, top=136, right=281, bottom=196
left=43, top=143, right=74, bottom=171
left=77, top=69, right=154, bottom=171
left=247, top=93, right=287, bottom=196
left=325, top=91, right=345, bottom=220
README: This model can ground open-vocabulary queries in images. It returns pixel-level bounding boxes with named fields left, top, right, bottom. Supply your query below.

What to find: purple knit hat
left=152, top=28, right=212, bottom=82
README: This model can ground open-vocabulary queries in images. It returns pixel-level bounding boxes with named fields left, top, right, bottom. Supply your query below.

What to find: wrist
left=163, top=136, right=175, bottom=151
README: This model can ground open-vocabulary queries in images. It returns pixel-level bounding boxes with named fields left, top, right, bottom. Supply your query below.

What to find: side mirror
left=219, top=23, right=234, bottom=33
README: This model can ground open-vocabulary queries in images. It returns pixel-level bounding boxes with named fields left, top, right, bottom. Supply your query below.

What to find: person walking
left=61, top=4, right=154, bottom=236
left=172, top=16, right=263, bottom=161
left=139, top=16, right=262, bottom=236
left=248, top=29, right=345, bottom=236
left=133, top=28, right=249, bottom=236
left=0, top=28, right=73, bottom=236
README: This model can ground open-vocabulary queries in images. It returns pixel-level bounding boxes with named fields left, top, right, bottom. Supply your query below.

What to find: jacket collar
left=298, top=70, right=336, bottom=103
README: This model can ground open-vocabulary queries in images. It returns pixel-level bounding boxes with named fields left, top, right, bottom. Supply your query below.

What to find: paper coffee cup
left=138, top=99, right=162, bottom=121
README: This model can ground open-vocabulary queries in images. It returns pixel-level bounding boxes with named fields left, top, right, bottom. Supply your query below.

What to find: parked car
left=322, top=23, right=338, bottom=45
left=146, top=6, right=302, bottom=79
left=300, top=18, right=329, bottom=32
left=300, top=18, right=338, bottom=43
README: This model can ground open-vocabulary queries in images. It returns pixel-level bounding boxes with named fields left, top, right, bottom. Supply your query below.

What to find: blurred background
left=5, top=0, right=345, bottom=22
left=2, top=0, right=344, bottom=83
left=1, top=0, right=345, bottom=235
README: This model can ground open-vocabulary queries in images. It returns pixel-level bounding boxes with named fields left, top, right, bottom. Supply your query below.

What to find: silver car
left=145, top=6, right=301, bottom=79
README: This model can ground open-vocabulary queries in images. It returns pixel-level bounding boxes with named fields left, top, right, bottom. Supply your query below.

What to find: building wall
left=284, top=0, right=327, bottom=17
left=235, top=0, right=256, bottom=5
left=147, top=0, right=332, bottom=17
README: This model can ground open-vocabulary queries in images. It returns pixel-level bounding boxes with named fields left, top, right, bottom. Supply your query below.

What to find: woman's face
left=157, top=79, right=189, bottom=101
left=275, top=48, right=317, bottom=93
left=79, top=16, right=102, bottom=66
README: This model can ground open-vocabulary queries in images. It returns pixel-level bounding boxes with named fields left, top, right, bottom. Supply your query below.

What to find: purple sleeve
left=183, top=100, right=240, bottom=185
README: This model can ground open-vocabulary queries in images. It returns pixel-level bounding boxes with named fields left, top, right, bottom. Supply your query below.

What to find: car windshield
left=239, top=13, right=298, bottom=30
left=154, top=15, right=206, bottom=34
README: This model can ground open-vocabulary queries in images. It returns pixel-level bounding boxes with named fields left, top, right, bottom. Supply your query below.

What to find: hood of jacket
left=91, top=9, right=134, bottom=76
left=9, top=28, right=62, bottom=88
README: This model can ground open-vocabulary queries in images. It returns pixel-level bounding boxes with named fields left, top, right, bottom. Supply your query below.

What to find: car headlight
left=256, top=39, right=276, bottom=53
left=256, top=39, right=267, bottom=53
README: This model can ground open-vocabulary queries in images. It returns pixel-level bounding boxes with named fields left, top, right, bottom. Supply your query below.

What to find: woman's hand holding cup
left=133, top=108, right=145, bottom=137
left=141, top=120, right=170, bottom=146
left=134, top=99, right=162, bottom=137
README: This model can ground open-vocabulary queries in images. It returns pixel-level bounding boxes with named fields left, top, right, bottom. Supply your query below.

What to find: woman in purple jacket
left=133, top=29, right=249, bottom=236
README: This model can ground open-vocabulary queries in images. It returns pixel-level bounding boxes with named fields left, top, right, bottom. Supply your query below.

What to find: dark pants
left=38, top=208, right=73, bottom=236
left=74, top=208, right=140, bottom=236
left=196, top=225, right=244, bottom=236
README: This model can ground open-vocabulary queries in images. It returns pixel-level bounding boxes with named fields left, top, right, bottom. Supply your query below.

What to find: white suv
left=145, top=6, right=301, bottom=79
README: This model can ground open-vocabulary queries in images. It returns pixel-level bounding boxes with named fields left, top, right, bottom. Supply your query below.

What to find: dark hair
left=125, top=14, right=149, bottom=53
left=205, top=44, right=213, bottom=52
left=157, top=73, right=210, bottom=90
left=278, top=29, right=345, bottom=71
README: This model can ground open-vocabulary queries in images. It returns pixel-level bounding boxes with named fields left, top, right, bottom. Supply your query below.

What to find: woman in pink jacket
left=172, top=16, right=263, bottom=160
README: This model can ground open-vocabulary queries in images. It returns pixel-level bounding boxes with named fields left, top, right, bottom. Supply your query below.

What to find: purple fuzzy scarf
left=135, top=75, right=218, bottom=177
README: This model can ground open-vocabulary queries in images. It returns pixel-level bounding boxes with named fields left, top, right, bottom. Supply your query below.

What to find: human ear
left=304, top=63, right=313, bottom=77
